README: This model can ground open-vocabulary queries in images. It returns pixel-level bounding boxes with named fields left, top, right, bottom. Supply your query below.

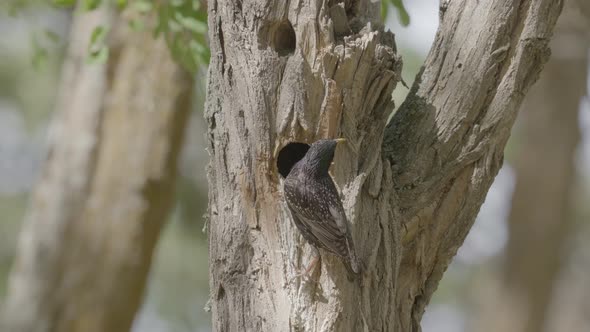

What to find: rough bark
left=206, top=0, right=563, bottom=331
left=475, top=0, right=589, bottom=331
left=1, top=8, right=194, bottom=332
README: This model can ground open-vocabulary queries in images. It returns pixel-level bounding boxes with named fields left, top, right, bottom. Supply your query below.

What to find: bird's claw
left=289, top=262, right=309, bottom=281
left=289, top=255, right=320, bottom=284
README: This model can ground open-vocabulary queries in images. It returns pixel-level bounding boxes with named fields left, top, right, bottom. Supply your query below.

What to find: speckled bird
left=283, top=138, right=359, bottom=280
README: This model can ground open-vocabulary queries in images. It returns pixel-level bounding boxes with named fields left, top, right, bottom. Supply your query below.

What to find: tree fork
left=205, top=0, right=563, bottom=331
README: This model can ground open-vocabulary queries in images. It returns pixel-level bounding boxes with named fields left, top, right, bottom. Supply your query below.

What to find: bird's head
left=302, top=138, right=346, bottom=175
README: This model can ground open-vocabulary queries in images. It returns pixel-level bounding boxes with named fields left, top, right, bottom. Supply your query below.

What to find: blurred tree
left=475, top=0, right=590, bottom=331
left=1, top=4, right=194, bottom=332
left=205, top=0, right=563, bottom=331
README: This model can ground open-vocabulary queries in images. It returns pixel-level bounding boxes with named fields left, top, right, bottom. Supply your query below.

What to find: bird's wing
left=328, top=204, right=359, bottom=275
left=291, top=206, right=348, bottom=256
left=291, top=178, right=352, bottom=258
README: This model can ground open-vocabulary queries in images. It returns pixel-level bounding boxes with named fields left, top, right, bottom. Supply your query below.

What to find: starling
left=283, top=138, right=360, bottom=280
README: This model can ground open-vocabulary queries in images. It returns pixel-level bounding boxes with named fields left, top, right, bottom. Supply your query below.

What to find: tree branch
left=382, top=0, right=563, bottom=328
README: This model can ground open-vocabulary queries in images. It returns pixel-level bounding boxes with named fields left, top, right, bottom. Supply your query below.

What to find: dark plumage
left=283, top=139, right=359, bottom=279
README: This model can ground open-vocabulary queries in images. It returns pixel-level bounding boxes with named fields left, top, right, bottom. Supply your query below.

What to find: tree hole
left=272, top=20, right=296, bottom=56
left=277, top=142, right=310, bottom=178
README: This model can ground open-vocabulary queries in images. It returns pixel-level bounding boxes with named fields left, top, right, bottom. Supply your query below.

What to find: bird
left=283, top=138, right=360, bottom=280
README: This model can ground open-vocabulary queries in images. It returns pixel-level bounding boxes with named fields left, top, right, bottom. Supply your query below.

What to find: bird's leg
left=302, top=247, right=320, bottom=276
left=292, top=247, right=321, bottom=280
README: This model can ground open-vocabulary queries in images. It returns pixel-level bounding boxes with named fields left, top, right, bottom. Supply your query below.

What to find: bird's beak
left=334, top=138, right=346, bottom=144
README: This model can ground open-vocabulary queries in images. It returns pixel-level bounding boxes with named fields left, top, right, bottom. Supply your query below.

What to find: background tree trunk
left=475, top=0, right=590, bottom=331
left=206, top=0, right=562, bottom=331
left=1, top=7, right=194, bottom=332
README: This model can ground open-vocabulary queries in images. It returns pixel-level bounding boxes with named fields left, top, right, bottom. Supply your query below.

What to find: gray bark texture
left=1, top=7, right=193, bottom=332
left=205, top=0, right=563, bottom=331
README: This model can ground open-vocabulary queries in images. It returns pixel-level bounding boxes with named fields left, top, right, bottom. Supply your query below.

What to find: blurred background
left=0, top=1, right=588, bottom=332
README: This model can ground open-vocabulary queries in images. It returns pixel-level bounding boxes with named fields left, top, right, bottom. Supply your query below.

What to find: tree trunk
left=206, top=0, right=563, bottom=331
left=475, top=0, right=589, bottom=331
left=1, top=7, right=194, bottom=332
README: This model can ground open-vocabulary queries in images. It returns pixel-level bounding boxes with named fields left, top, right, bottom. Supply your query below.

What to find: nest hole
left=277, top=142, right=310, bottom=178
left=272, top=20, right=296, bottom=56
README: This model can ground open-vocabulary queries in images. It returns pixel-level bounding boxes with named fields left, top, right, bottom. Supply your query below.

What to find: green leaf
left=44, top=29, right=60, bottom=44
left=87, top=26, right=109, bottom=64
left=32, top=43, right=49, bottom=71
left=175, top=13, right=207, bottom=34
left=194, top=9, right=207, bottom=23
left=198, top=49, right=210, bottom=65
left=391, top=0, right=410, bottom=26
left=189, top=39, right=206, bottom=55
left=167, top=18, right=183, bottom=32
left=192, top=0, right=200, bottom=11
left=143, top=0, right=209, bottom=71
left=154, top=5, right=170, bottom=37
left=52, top=0, right=76, bottom=7
left=381, top=1, right=388, bottom=21
left=6, top=0, right=27, bottom=16
left=174, top=35, right=195, bottom=71
left=87, top=46, right=109, bottom=64
left=133, top=0, right=152, bottom=13
left=189, top=33, right=210, bottom=65
left=89, top=25, right=108, bottom=49
left=128, top=18, right=144, bottom=31
left=116, top=0, right=127, bottom=9
left=83, top=0, right=102, bottom=11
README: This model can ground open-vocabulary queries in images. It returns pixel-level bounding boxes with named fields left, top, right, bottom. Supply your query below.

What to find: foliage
left=7, top=0, right=410, bottom=73
left=1, top=0, right=44, bottom=16
left=150, top=0, right=209, bottom=72
left=3, top=0, right=209, bottom=73
left=87, top=25, right=109, bottom=64
left=85, top=0, right=209, bottom=72
left=381, top=0, right=410, bottom=26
